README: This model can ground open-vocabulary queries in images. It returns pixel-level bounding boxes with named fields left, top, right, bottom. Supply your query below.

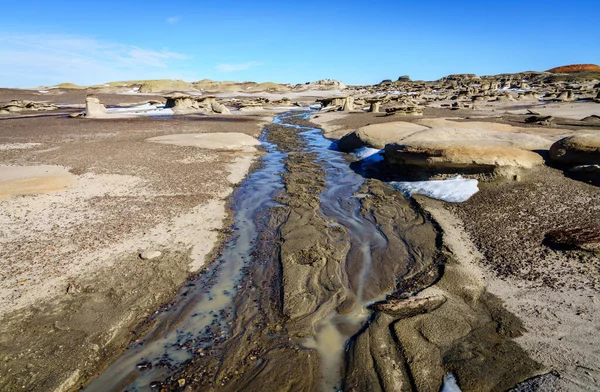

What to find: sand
left=0, top=165, right=76, bottom=198
left=421, top=197, right=600, bottom=391
left=0, top=102, right=271, bottom=391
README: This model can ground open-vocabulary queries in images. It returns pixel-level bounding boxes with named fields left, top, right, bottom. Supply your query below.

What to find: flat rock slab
left=0, top=165, right=76, bottom=198
left=147, top=133, right=260, bottom=152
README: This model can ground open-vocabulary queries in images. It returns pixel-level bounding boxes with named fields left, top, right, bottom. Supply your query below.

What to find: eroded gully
left=85, top=110, right=443, bottom=391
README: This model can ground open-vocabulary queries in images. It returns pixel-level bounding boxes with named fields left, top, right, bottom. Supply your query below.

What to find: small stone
left=178, top=379, right=186, bottom=387
left=66, top=283, right=81, bottom=294
left=140, top=250, right=162, bottom=260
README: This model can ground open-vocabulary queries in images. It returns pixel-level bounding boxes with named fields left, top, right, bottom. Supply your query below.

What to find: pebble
left=140, top=250, right=162, bottom=260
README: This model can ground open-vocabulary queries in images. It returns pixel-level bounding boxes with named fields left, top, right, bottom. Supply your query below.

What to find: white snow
left=105, top=103, right=156, bottom=113
left=38, top=90, right=49, bottom=94
left=389, top=175, right=478, bottom=203
left=441, top=374, right=462, bottom=392
left=104, top=103, right=173, bottom=116
left=352, top=147, right=383, bottom=163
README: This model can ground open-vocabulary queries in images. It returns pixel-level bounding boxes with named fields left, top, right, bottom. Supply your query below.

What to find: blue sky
left=1, top=0, right=599, bottom=87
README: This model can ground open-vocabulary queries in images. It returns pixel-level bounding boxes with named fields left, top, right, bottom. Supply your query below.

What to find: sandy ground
left=0, top=104, right=272, bottom=391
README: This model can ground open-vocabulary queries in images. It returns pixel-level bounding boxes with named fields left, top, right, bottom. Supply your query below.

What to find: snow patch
left=441, top=374, right=462, bottom=392
left=352, top=147, right=383, bottom=163
left=389, top=175, right=478, bottom=203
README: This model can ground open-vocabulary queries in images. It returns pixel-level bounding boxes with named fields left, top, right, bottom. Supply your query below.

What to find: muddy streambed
left=85, top=111, right=539, bottom=391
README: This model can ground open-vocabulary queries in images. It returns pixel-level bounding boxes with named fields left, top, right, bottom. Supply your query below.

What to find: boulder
left=549, top=134, right=600, bottom=165
left=211, top=101, right=230, bottom=114
left=85, top=96, right=107, bottom=118
left=342, top=96, right=355, bottom=112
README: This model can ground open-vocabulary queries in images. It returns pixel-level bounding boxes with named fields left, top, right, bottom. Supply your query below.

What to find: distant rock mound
left=164, top=95, right=230, bottom=114
left=0, top=100, right=58, bottom=114
left=138, top=79, right=194, bottom=93
left=297, top=79, right=346, bottom=91
left=546, top=64, right=600, bottom=73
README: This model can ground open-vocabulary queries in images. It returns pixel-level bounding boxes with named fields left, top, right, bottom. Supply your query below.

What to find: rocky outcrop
left=164, top=95, right=230, bottom=114
left=0, top=100, right=58, bottom=114
left=138, top=79, right=194, bottom=93
left=85, top=96, right=106, bottom=118
left=385, top=142, right=543, bottom=175
left=549, top=134, right=600, bottom=165
left=295, top=79, right=346, bottom=91
left=317, top=96, right=354, bottom=111
left=384, top=126, right=547, bottom=177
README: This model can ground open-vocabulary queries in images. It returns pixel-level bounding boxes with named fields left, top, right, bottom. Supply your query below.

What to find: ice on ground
left=389, top=175, right=478, bottom=203
left=104, top=104, right=173, bottom=116
left=105, top=103, right=156, bottom=113
left=353, top=147, right=383, bottom=163
left=38, top=90, right=49, bottom=94
left=441, top=374, right=462, bottom=392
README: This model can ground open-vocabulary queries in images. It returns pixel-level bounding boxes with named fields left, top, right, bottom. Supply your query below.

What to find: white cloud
left=0, top=33, right=191, bottom=87
left=215, top=61, right=263, bottom=73
left=166, top=16, right=180, bottom=24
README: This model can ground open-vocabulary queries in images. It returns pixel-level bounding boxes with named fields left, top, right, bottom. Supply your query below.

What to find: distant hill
left=546, top=64, right=600, bottom=73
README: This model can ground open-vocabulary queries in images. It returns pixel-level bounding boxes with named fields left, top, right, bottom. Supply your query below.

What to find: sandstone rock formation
left=337, top=122, right=428, bottom=152
left=85, top=96, right=107, bottom=118
left=138, top=79, right=194, bottom=93
left=549, top=134, right=600, bottom=165
left=164, top=95, right=230, bottom=114
left=0, top=100, right=58, bottom=114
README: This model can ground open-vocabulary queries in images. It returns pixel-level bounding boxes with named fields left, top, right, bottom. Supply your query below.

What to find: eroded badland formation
left=1, top=64, right=599, bottom=391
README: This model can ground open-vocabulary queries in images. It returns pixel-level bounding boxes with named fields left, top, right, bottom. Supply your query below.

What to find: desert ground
left=0, top=70, right=599, bottom=391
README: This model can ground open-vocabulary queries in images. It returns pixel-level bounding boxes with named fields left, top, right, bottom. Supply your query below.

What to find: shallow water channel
left=86, top=110, right=421, bottom=391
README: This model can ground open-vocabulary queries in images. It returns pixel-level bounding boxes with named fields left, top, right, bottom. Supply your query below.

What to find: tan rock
left=337, top=121, right=428, bottom=152
left=85, top=96, right=106, bottom=118
left=549, top=134, right=600, bottom=165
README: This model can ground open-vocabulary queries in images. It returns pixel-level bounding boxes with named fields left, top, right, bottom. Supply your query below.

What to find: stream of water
left=87, top=110, right=405, bottom=391
left=86, top=133, right=286, bottom=391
